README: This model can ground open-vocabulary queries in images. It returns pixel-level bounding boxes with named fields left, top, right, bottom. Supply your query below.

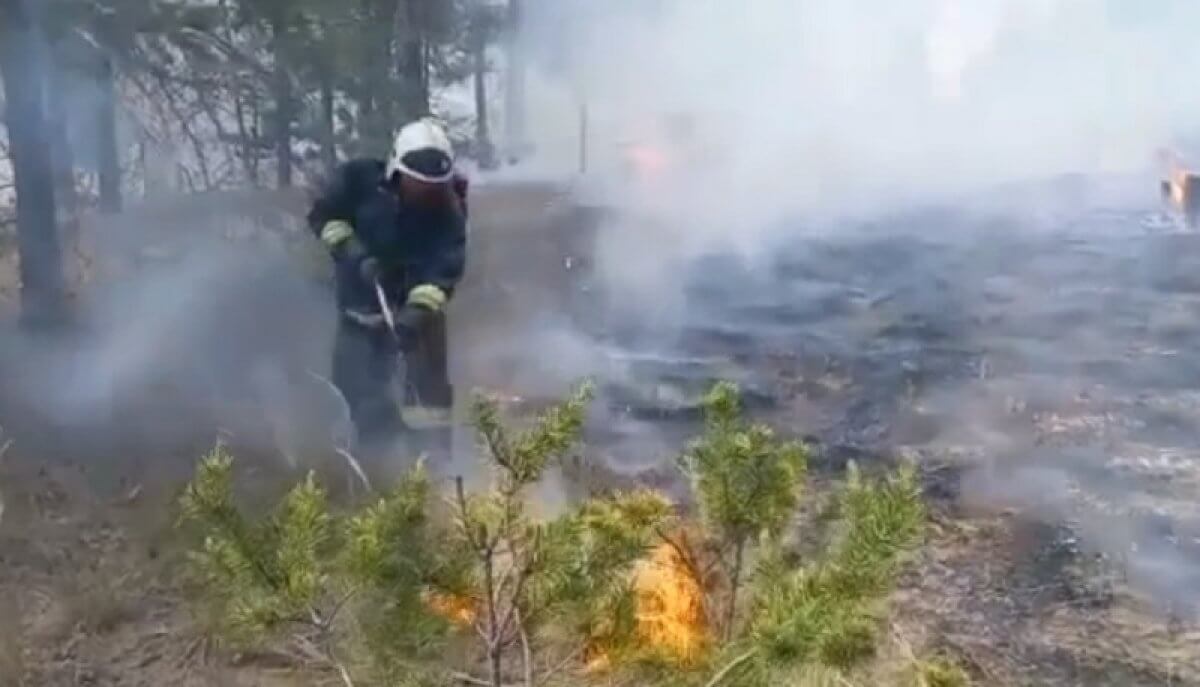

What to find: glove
left=391, top=305, right=432, bottom=351
left=358, top=256, right=382, bottom=284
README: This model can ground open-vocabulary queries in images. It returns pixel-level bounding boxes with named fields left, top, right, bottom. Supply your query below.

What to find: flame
left=632, top=541, right=710, bottom=664
left=422, top=589, right=477, bottom=627
left=623, top=144, right=671, bottom=180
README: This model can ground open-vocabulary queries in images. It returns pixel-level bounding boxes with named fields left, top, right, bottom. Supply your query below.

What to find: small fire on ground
left=589, top=541, right=711, bottom=672
left=422, top=542, right=710, bottom=670
left=422, top=589, right=477, bottom=627
left=632, top=541, right=710, bottom=664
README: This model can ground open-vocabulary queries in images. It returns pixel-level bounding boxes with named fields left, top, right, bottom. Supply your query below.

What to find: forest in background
left=0, top=0, right=532, bottom=324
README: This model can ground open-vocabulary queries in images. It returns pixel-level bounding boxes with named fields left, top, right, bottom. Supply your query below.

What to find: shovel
left=375, top=279, right=413, bottom=404
left=374, top=280, right=453, bottom=455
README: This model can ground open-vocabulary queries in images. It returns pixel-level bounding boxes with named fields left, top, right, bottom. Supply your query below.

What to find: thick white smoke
left=522, top=0, right=1200, bottom=231
left=507, top=0, right=1200, bottom=344
left=502, top=2, right=1200, bottom=608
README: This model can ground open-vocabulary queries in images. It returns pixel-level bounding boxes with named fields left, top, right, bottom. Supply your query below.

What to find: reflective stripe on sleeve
left=341, top=309, right=387, bottom=328
left=407, top=284, right=447, bottom=312
left=320, top=220, right=353, bottom=247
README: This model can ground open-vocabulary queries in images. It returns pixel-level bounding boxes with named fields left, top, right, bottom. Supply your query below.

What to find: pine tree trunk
left=472, top=24, right=495, bottom=169
left=484, top=552, right=503, bottom=687
left=270, top=17, right=293, bottom=188
left=397, top=0, right=428, bottom=122
left=320, top=67, right=337, bottom=175
left=503, top=0, right=526, bottom=162
left=46, top=60, right=81, bottom=298
left=0, top=0, right=65, bottom=327
left=398, top=38, right=427, bottom=121
left=356, top=0, right=389, bottom=155
left=96, top=55, right=122, bottom=213
left=724, top=538, right=745, bottom=642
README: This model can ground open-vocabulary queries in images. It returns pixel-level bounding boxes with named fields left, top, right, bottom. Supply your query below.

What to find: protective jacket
left=307, top=157, right=468, bottom=323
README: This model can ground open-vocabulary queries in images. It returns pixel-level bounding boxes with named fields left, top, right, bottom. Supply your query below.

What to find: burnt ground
left=3, top=177, right=1200, bottom=684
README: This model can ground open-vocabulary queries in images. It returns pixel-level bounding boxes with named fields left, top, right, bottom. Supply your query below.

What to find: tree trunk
left=578, top=103, right=588, bottom=174
left=397, top=0, right=428, bottom=122
left=0, top=0, right=65, bottom=327
left=96, top=55, right=122, bottom=213
left=320, top=66, right=337, bottom=175
left=356, top=0, right=390, bottom=155
left=233, top=86, right=259, bottom=187
left=46, top=59, right=81, bottom=298
left=503, top=0, right=526, bottom=162
left=472, top=22, right=495, bottom=170
left=398, top=38, right=427, bottom=121
left=270, top=17, right=293, bottom=188
left=724, top=538, right=745, bottom=642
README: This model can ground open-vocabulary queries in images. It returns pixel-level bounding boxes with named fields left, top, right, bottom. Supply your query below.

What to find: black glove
left=358, top=256, right=382, bottom=284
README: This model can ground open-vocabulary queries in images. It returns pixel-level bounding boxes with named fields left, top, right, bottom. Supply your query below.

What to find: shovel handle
left=374, top=279, right=398, bottom=336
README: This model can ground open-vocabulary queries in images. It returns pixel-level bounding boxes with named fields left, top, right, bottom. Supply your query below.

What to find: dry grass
left=0, top=424, right=10, bottom=528
left=55, top=565, right=139, bottom=638
left=910, top=656, right=971, bottom=687
left=0, top=593, right=25, bottom=687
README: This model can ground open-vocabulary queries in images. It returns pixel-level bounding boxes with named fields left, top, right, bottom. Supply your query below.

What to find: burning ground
left=2, top=177, right=1200, bottom=684
left=551, top=173, right=1200, bottom=683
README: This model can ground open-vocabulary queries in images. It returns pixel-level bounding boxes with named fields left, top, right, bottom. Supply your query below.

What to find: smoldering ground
left=505, top=0, right=1200, bottom=612
left=552, top=176, right=1200, bottom=613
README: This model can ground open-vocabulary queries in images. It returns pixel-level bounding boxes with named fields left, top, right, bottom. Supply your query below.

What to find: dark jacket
left=307, top=158, right=468, bottom=315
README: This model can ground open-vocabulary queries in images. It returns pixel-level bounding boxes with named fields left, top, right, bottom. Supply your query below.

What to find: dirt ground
left=2, top=179, right=1200, bottom=686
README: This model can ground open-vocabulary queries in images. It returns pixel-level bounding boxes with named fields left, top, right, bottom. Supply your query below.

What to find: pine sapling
left=706, top=462, right=926, bottom=686
left=451, top=382, right=671, bottom=687
left=678, top=381, right=808, bottom=642
left=178, top=443, right=357, bottom=685
left=341, top=460, right=457, bottom=684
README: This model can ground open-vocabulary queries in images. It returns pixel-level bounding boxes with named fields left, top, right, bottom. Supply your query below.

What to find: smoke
left=509, top=0, right=1200, bottom=357
left=4, top=0, right=1200, bottom=616
left=523, top=0, right=1200, bottom=222
left=0, top=200, right=342, bottom=493
left=503, top=1, right=1200, bottom=610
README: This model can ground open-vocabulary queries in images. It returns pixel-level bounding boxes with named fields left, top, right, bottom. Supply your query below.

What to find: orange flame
left=422, top=589, right=477, bottom=627
left=632, top=541, right=710, bottom=664
left=623, top=144, right=671, bottom=180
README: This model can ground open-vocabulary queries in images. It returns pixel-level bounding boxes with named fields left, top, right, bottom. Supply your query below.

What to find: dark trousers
left=331, top=312, right=453, bottom=445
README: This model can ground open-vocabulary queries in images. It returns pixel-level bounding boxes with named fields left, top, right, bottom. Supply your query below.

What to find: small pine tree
left=340, top=460, right=457, bottom=683
left=179, top=381, right=928, bottom=687
left=611, top=383, right=926, bottom=687
left=678, top=381, right=808, bottom=642
left=448, top=382, right=672, bottom=687
left=179, top=384, right=672, bottom=687
left=724, top=462, right=926, bottom=685
left=177, top=443, right=355, bottom=681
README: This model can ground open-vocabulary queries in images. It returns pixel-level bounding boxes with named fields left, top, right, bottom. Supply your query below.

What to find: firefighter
left=307, top=117, right=467, bottom=449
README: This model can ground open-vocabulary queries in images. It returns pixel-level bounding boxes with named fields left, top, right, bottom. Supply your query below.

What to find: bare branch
left=452, top=672, right=519, bottom=687
left=655, top=527, right=707, bottom=589
left=516, top=607, right=533, bottom=687
left=704, top=649, right=758, bottom=687
left=535, top=644, right=585, bottom=687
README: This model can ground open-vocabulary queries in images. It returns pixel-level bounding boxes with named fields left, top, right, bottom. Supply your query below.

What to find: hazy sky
left=521, top=0, right=1200, bottom=219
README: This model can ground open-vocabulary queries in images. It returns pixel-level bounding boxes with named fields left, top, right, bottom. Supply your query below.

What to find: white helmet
left=386, top=117, right=455, bottom=183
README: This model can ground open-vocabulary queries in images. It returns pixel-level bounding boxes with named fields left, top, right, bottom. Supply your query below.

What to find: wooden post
left=579, top=102, right=588, bottom=175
